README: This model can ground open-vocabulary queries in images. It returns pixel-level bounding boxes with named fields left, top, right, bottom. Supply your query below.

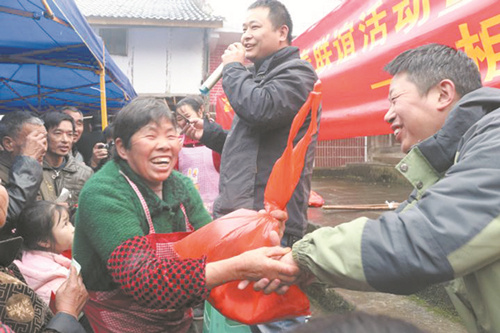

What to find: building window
left=98, top=28, right=127, bottom=56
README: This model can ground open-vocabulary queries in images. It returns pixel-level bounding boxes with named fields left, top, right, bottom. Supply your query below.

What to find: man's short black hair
left=60, top=106, right=82, bottom=116
left=41, top=111, right=75, bottom=132
left=248, top=0, right=293, bottom=44
left=384, top=43, right=482, bottom=97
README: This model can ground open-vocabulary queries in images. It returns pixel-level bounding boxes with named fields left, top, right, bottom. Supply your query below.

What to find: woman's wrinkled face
left=118, top=118, right=182, bottom=190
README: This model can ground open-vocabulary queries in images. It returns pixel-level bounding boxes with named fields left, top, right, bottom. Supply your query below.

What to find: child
left=176, top=96, right=220, bottom=215
left=14, top=201, right=74, bottom=304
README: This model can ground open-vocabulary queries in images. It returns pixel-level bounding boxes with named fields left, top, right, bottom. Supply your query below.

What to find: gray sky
left=208, top=0, right=342, bottom=37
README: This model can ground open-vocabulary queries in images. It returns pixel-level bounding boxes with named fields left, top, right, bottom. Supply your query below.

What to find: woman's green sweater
left=73, top=160, right=212, bottom=291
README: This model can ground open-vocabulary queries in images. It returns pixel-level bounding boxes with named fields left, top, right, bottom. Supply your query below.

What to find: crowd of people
left=1, top=0, right=500, bottom=332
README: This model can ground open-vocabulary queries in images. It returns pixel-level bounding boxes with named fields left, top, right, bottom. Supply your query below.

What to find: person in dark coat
left=184, top=0, right=319, bottom=248
left=0, top=111, right=46, bottom=238
left=182, top=1, right=319, bottom=331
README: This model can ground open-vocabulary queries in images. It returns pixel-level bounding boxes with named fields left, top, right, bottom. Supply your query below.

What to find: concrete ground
left=307, top=173, right=467, bottom=332
left=306, top=284, right=466, bottom=332
left=332, top=289, right=466, bottom=332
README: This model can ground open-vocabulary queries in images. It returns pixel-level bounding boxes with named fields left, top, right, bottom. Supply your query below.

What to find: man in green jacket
left=260, top=44, right=500, bottom=333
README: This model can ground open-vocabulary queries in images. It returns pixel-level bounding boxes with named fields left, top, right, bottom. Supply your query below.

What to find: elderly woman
left=73, top=98, right=294, bottom=333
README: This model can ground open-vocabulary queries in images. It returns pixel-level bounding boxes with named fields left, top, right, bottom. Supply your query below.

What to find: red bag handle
left=264, top=80, right=322, bottom=211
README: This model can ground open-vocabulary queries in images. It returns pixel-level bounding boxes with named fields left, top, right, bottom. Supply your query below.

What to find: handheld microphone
left=199, top=63, right=224, bottom=95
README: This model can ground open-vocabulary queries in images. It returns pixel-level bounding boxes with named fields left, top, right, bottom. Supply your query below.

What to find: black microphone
left=199, top=63, right=224, bottom=95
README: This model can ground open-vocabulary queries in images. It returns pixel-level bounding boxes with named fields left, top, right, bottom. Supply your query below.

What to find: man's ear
left=436, top=79, right=458, bottom=112
left=278, top=25, right=289, bottom=44
left=114, top=138, right=128, bottom=160
left=2, top=136, right=15, bottom=153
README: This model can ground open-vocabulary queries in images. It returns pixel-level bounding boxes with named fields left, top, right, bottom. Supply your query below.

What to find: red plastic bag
left=174, top=209, right=309, bottom=324
left=173, top=81, right=322, bottom=325
left=308, top=190, right=325, bottom=207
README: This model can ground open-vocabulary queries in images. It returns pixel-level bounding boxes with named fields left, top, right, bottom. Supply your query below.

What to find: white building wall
left=169, top=28, right=205, bottom=95
left=128, top=27, right=169, bottom=94
left=99, top=26, right=205, bottom=96
left=110, top=54, right=130, bottom=80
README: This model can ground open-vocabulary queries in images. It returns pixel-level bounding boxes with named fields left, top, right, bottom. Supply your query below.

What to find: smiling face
left=51, top=208, right=74, bottom=253
left=63, top=110, right=84, bottom=143
left=47, top=120, right=74, bottom=158
left=241, top=6, right=288, bottom=62
left=175, top=104, right=202, bottom=128
left=116, top=118, right=181, bottom=190
left=384, top=73, right=448, bottom=153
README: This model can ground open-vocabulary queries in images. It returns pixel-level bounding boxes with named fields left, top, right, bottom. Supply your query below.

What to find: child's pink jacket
left=14, top=250, right=71, bottom=304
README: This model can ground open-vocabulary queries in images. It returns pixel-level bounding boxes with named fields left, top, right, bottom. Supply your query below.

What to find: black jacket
left=201, top=46, right=319, bottom=238
left=0, top=153, right=43, bottom=239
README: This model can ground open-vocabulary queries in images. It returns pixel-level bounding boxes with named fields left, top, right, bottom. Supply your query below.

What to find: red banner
left=215, top=94, right=235, bottom=130
left=293, top=0, right=500, bottom=141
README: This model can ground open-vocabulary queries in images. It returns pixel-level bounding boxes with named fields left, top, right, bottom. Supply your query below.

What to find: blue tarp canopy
left=0, top=0, right=136, bottom=117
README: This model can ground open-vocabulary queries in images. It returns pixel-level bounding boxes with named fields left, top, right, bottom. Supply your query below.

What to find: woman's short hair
left=175, top=96, right=205, bottom=115
left=113, top=98, right=176, bottom=159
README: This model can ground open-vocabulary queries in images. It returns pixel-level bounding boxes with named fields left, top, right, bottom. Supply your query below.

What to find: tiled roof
left=74, top=0, right=223, bottom=23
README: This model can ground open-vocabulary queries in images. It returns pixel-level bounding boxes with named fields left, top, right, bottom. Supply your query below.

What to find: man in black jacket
left=0, top=111, right=47, bottom=239
left=183, top=0, right=319, bottom=331
left=186, top=0, right=319, bottom=248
